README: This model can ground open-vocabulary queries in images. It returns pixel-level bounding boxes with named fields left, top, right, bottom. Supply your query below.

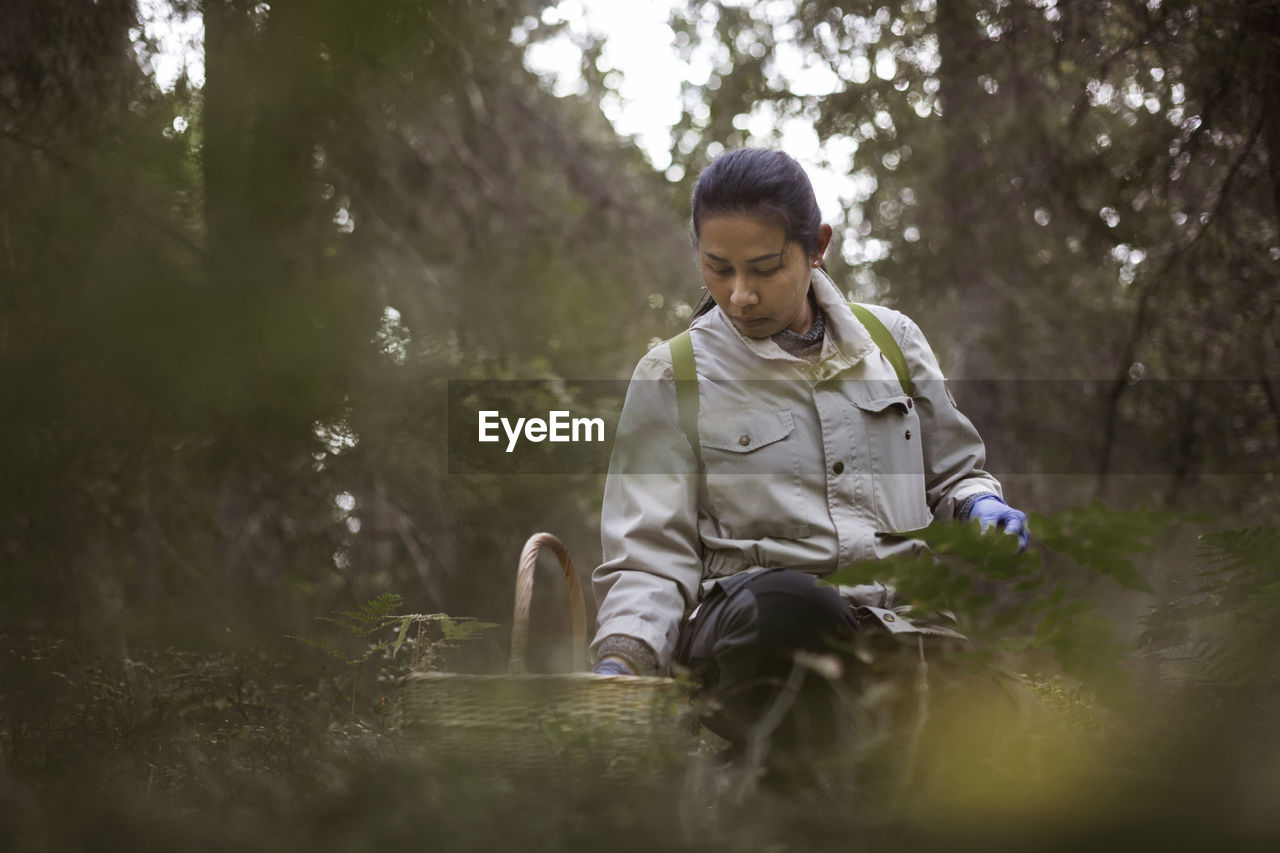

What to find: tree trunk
left=934, top=0, right=1011, bottom=467
left=202, top=0, right=256, bottom=268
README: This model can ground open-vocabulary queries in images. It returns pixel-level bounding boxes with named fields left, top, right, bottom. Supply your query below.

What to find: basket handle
left=509, top=532, right=588, bottom=674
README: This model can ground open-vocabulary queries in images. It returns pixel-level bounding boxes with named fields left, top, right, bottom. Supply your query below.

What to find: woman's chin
left=732, top=316, right=775, bottom=337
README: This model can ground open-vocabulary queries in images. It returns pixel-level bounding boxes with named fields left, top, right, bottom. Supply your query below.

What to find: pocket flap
left=854, top=394, right=913, bottom=415
left=699, top=407, right=794, bottom=452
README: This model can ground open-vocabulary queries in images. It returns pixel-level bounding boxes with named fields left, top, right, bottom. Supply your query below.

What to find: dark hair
left=689, top=148, right=823, bottom=320
left=691, top=148, right=823, bottom=254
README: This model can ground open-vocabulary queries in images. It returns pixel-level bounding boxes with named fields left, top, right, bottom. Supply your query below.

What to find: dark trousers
left=673, top=569, right=860, bottom=760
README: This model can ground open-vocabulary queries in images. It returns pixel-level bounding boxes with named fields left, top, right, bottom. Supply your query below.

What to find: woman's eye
left=706, top=264, right=780, bottom=276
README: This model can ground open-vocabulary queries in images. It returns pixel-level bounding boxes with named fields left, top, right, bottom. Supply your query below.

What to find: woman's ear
left=814, top=224, right=834, bottom=262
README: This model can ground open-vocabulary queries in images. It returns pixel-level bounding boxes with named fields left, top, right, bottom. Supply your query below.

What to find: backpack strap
left=665, top=304, right=913, bottom=463
left=847, top=303, right=914, bottom=397
left=668, top=329, right=702, bottom=468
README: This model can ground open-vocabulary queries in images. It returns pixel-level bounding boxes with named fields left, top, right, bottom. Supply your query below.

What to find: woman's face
left=696, top=213, right=830, bottom=339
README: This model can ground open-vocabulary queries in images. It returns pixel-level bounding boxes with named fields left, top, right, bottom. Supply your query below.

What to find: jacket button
left=907, top=399, right=913, bottom=409
left=738, top=434, right=750, bottom=446
left=832, top=461, right=844, bottom=475
left=905, top=430, right=912, bottom=440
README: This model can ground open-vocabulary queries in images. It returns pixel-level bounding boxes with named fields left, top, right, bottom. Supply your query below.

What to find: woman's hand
left=962, top=494, right=1030, bottom=551
left=592, top=656, right=636, bottom=676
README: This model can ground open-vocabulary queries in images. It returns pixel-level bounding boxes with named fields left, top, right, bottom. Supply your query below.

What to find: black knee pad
left=746, top=569, right=859, bottom=659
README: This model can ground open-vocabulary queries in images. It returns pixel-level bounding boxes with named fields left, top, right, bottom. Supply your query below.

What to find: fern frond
left=1196, top=526, right=1280, bottom=576
left=286, top=634, right=357, bottom=666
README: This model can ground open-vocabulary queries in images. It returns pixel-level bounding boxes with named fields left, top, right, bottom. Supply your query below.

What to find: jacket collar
left=695, top=268, right=876, bottom=378
left=810, top=267, right=876, bottom=366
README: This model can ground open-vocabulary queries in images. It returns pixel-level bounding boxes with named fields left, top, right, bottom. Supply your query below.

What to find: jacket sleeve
left=591, top=345, right=703, bottom=672
left=874, top=308, right=1003, bottom=521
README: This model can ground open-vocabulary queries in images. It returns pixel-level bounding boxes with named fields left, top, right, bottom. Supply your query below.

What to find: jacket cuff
left=590, top=634, right=660, bottom=675
left=955, top=491, right=1002, bottom=521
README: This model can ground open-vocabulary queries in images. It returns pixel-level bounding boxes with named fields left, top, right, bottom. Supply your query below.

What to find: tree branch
left=0, top=130, right=207, bottom=260
left=1095, top=115, right=1264, bottom=495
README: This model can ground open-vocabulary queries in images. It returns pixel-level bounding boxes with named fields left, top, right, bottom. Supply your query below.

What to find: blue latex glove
left=962, top=494, right=1030, bottom=551
left=592, top=657, right=635, bottom=677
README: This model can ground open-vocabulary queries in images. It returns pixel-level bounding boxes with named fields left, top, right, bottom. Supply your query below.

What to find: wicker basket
left=399, top=533, right=690, bottom=776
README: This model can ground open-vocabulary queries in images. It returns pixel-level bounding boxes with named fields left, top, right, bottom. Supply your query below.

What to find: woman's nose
left=729, top=276, right=758, bottom=307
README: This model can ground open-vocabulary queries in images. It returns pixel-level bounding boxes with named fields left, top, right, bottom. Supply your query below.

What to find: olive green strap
left=668, top=330, right=702, bottom=467
left=848, top=303, right=914, bottom=397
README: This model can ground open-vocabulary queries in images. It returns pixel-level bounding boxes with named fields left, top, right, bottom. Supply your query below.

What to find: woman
left=590, top=148, right=1027, bottom=757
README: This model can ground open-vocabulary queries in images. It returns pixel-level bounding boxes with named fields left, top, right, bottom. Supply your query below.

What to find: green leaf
left=392, top=616, right=413, bottom=658
left=1030, top=502, right=1174, bottom=593
left=439, top=617, right=499, bottom=642
left=286, top=634, right=357, bottom=667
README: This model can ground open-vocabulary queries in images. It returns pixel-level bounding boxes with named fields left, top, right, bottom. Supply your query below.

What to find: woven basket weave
left=400, top=532, right=689, bottom=775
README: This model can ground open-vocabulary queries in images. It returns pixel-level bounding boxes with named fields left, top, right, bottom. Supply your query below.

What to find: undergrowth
left=1, top=507, right=1278, bottom=851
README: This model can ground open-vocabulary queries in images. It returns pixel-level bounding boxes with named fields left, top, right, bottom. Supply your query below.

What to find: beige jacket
left=591, top=269, right=1002, bottom=670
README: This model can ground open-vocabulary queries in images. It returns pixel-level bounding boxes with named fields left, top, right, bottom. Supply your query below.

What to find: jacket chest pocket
left=851, top=395, right=931, bottom=533
left=698, top=406, right=812, bottom=541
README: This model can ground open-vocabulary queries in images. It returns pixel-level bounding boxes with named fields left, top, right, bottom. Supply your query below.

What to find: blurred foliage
left=1139, top=524, right=1280, bottom=691
left=827, top=502, right=1180, bottom=700
left=5, top=517, right=1280, bottom=848
left=1, top=0, right=1278, bottom=847
left=0, top=0, right=693, bottom=650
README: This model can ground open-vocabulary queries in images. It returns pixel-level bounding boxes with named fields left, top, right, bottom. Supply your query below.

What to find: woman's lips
left=735, top=316, right=769, bottom=329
